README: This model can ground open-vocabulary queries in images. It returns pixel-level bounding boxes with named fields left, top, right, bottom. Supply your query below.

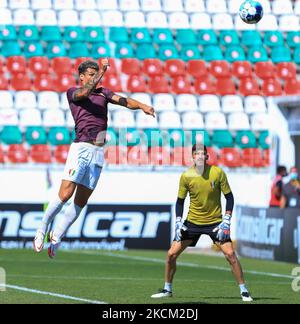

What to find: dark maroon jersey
left=67, top=87, right=115, bottom=143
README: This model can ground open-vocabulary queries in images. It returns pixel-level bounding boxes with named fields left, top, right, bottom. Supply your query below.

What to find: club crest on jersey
left=69, top=169, right=76, bottom=176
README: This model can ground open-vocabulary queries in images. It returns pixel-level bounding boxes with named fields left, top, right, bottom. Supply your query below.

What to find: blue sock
left=239, top=284, right=248, bottom=293
left=164, top=282, right=172, bottom=292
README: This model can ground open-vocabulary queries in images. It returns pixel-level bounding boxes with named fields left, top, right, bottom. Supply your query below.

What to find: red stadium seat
left=11, top=73, right=32, bottom=90
left=28, top=57, right=50, bottom=75
left=121, top=58, right=141, bottom=75
left=216, top=77, right=236, bottom=95
left=232, top=61, right=252, bottom=79
left=207, top=147, right=219, bottom=166
left=54, top=145, right=70, bottom=164
left=187, top=60, right=207, bottom=78
left=6, top=56, right=27, bottom=74
left=54, top=74, right=77, bottom=92
left=0, top=75, right=9, bottom=90
left=33, top=74, right=55, bottom=91
left=264, top=149, right=270, bottom=167
left=261, top=78, right=283, bottom=96
left=284, top=79, right=300, bottom=95
left=276, top=62, right=297, bottom=80
left=172, top=147, right=192, bottom=167
left=52, top=57, right=73, bottom=75
left=148, top=75, right=170, bottom=93
left=148, top=147, right=172, bottom=166
left=74, top=57, right=92, bottom=73
left=101, top=74, right=123, bottom=92
left=165, top=59, right=186, bottom=77
left=171, top=76, right=193, bottom=94
left=239, top=77, right=260, bottom=96
left=7, top=144, right=29, bottom=163
left=104, top=146, right=127, bottom=165
left=0, top=145, right=5, bottom=163
left=142, top=59, right=164, bottom=77
left=210, top=60, right=230, bottom=78
left=0, top=58, right=4, bottom=72
left=30, top=145, right=52, bottom=163
left=219, top=148, right=242, bottom=168
left=242, top=148, right=265, bottom=167
left=194, top=76, right=215, bottom=95
left=126, top=75, right=147, bottom=92
left=127, top=145, right=148, bottom=165
left=254, top=62, right=275, bottom=79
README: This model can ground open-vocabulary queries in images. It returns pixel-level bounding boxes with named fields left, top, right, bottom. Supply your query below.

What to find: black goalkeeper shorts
left=174, top=220, right=232, bottom=246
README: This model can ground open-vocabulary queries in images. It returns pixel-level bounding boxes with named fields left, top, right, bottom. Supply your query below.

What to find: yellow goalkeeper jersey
left=178, top=165, right=232, bottom=225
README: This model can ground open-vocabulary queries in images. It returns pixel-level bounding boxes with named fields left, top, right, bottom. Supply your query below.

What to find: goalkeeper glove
left=213, top=214, right=231, bottom=242
left=175, top=217, right=187, bottom=242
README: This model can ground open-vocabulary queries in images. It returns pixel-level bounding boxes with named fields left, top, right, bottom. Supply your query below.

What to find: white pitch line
left=74, top=251, right=294, bottom=280
left=0, top=284, right=106, bottom=304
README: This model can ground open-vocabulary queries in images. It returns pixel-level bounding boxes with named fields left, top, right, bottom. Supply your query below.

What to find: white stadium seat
left=66, top=111, right=75, bottom=128
left=182, top=111, right=204, bottom=129
left=15, top=91, right=37, bottom=110
left=199, top=95, right=221, bottom=113
left=244, top=96, right=267, bottom=114
left=113, top=110, right=135, bottom=128
left=162, top=0, right=183, bottom=12
left=102, top=10, right=124, bottom=27
left=43, top=109, right=66, bottom=127
left=96, top=0, right=118, bottom=10
left=37, top=92, right=60, bottom=110
left=19, top=109, right=42, bottom=127
left=119, top=0, right=140, bottom=11
left=75, top=0, right=97, bottom=10
left=0, top=109, right=18, bottom=126
left=9, top=0, right=29, bottom=9
left=60, top=94, right=69, bottom=111
left=124, top=11, right=146, bottom=28
left=190, top=13, right=212, bottom=29
left=258, top=0, right=271, bottom=14
left=169, top=12, right=190, bottom=29
left=205, top=112, right=227, bottom=130
left=153, top=94, right=175, bottom=112
left=295, top=0, right=300, bottom=16
left=176, top=94, right=198, bottom=112
left=13, top=9, right=35, bottom=25
left=136, top=111, right=158, bottom=128
left=221, top=95, right=244, bottom=113
left=141, top=0, right=161, bottom=12
left=234, top=14, right=256, bottom=31
left=58, top=10, right=79, bottom=26
left=228, top=112, right=250, bottom=130
left=257, top=14, right=278, bottom=31
left=159, top=111, right=182, bottom=128
left=131, top=93, right=152, bottom=107
left=146, top=12, right=168, bottom=28
left=251, top=113, right=270, bottom=131
left=0, top=91, right=14, bottom=109
left=31, top=0, right=52, bottom=10
left=184, top=0, right=205, bottom=13
left=80, top=10, right=102, bottom=26
left=213, top=13, right=234, bottom=30
left=228, top=0, right=242, bottom=14
left=206, top=0, right=227, bottom=13
left=279, top=15, right=300, bottom=32
left=0, top=9, right=12, bottom=24
left=272, top=0, right=293, bottom=15
left=53, top=0, right=74, bottom=10
left=36, top=10, right=57, bottom=26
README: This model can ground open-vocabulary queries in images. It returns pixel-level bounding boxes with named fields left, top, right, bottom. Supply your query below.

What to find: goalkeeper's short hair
left=192, top=144, right=207, bottom=155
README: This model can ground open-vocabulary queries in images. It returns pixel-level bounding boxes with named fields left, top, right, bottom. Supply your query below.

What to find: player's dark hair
left=277, top=166, right=287, bottom=174
left=192, top=144, right=207, bottom=155
left=78, top=60, right=99, bottom=75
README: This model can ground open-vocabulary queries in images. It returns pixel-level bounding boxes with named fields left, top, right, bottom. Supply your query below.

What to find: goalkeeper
left=151, top=144, right=253, bottom=302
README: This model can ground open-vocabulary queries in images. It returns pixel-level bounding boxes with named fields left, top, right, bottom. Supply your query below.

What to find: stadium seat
left=43, top=109, right=66, bottom=127
left=113, top=110, right=135, bottom=129
left=160, top=112, right=182, bottom=129
left=48, top=127, right=71, bottom=145
left=158, top=44, right=179, bottom=61
left=165, top=59, right=185, bottom=77
left=194, top=76, right=215, bottom=95
left=58, top=10, right=79, bottom=27
left=11, top=73, right=32, bottom=91
left=19, top=108, right=42, bottom=127
left=28, top=57, right=50, bottom=75
left=30, top=144, right=52, bottom=163
left=33, top=74, right=55, bottom=91
left=148, top=76, right=170, bottom=93
left=25, top=126, right=47, bottom=145
left=254, top=62, right=276, bottom=80
left=131, top=27, right=152, bottom=44
left=15, top=91, right=37, bottom=110
left=101, top=74, right=124, bottom=92
left=190, top=13, right=212, bottom=29
left=54, top=74, right=77, bottom=92
left=146, top=11, right=168, bottom=28
left=0, top=9, right=12, bottom=25
left=171, top=76, right=193, bottom=94
left=212, top=130, right=234, bottom=148
left=121, top=58, right=141, bottom=75
left=176, top=29, right=197, bottom=45
left=271, top=46, right=292, bottom=63
left=54, top=145, right=70, bottom=164
left=18, top=25, right=39, bottom=41
left=115, top=43, right=134, bottom=59
left=241, top=30, right=262, bottom=47
left=244, top=96, right=267, bottom=114
left=257, top=14, right=278, bottom=31
left=41, top=26, right=62, bottom=42
left=264, top=31, right=284, bottom=47
left=213, top=13, right=234, bottom=31
left=32, top=0, right=52, bottom=9
left=65, top=110, right=75, bottom=128
left=131, top=93, right=152, bottom=107
left=152, top=94, right=175, bottom=113
left=203, top=45, right=223, bottom=61
left=182, top=112, right=205, bottom=129
left=176, top=94, right=198, bottom=112
left=69, top=42, right=90, bottom=59
left=136, top=44, right=156, bottom=60
left=0, top=126, right=22, bottom=144
left=80, top=10, right=102, bottom=26
left=276, top=62, right=297, bottom=80
left=221, top=95, right=244, bottom=113
left=169, top=12, right=190, bottom=29
left=225, top=45, right=246, bottom=63
left=199, top=94, right=221, bottom=113
left=91, top=43, right=111, bottom=59
left=198, top=30, right=217, bottom=45
left=6, top=56, right=27, bottom=73
left=279, top=15, right=300, bottom=32
left=247, top=46, right=268, bottom=63
left=109, top=27, right=128, bottom=43
left=261, top=78, right=283, bottom=96
left=239, top=77, right=261, bottom=96
left=46, top=42, right=67, bottom=59
left=284, top=79, right=300, bottom=95
left=0, top=75, right=9, bottom=90
left=0, top=90, right=14, bottom=109
left=205, top=112, right=227, bottom=130
left=235, top=130, right=257, bottom=149
left=215, top=77, right=236, bottom=96
left=206, top=147, right=219, bottom=165
left=126, top=75, right=147, bottom=93
left=210, top=60, right=230, bottom=78
left=186, top=60, right=207, bottom=78
left=242, top=148, right=265, bottom=168
left=84, top=27, right=105, bottom=43
left=228, top=112, right=250, bottom=130
left=36, top=9, right=57, bottom=26
left=0, top=145, right=5, bottom=163
left=172, top=146, right=192, bottom=167
left=7, top=144, right=28, bottom=163
left=234, top=14, right=256, bottom=31
left=63, top=26, right=84, bottom=43
left=1, top=40, right=21, bottom=57
left=23, top=41, right=44, bottom=58
left=180, top=45, right=202, bottom=61
left=52, top=57, right=73, bottom=75
left=219, top=30, right=240, bottom=46
left=219, top=148, right=242, bottom=168
left=0, top=108, right=18, bottom=126
left=136, top=111, right=158, bottom=128
left=0, top=25, right=16, bottom=41
left=13, top=9, right=34, bottom=25
left=184, top=0, right=205, bottom=13
left=273, top=0, right=293, bottom=15
left=142, top=59, right=164, bottom=77
left=251, top=113, right=270, bottom=131
left=10, top=0, right=30, bottom=9
left=37, top=91, right=60, bottom=110
left=124, top=11, right=146, bottom=28
left=286, top=31, right=300, bottom=48
left=148, top=146, right=172, bottom=166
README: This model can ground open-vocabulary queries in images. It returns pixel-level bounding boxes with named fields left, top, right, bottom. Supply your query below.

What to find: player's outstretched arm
left=111, top=94, right=156, bottom=118
left=72, top=59, right=110, bottom=102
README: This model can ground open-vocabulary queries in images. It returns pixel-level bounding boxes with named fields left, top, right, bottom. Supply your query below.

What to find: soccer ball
left=239, top=1, right=264, bottom=24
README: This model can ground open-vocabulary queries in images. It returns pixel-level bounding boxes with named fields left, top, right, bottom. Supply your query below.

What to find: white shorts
left=62, top=142, right=104, bottom=190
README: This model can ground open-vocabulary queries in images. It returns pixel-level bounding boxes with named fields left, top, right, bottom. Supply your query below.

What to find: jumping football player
left=151, top=144, right=253, bottom=302
left=33, top=59, right=155, bottom=258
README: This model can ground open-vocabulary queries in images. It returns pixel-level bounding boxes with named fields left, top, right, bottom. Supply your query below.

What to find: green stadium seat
left=286, top=32, right=300, bottom=48
left=1, top=41, right=21, bottom=57
left=71, top=128, right=76, bottom=141
left=191, top=129, right=211, bottom=147
left=212, top=130, right=234, bottom=148
left=241, top=31, right=262, bottom=47
left=18, top=25, right=39, bottom=41
left=176, top=29, right=197, bottom=45
left=294, top=48, right=300, bottom=64
left=63, top=26, right=84, bottom=42
left=203, top=45, right=223, bottom=62
left=247, top=46, right=268, bottom=63
left=158, top=44, right=179, bottom=61
left=109, top=27, right=129, bottom=43
left=25, top=126, right=47, bottom=145
left=130, top=28, right=152, bottom=44
left=198, top=30, right=218, bottom=45
left=115, top=43, right=134, bottom=59
left=48, top=127, right=71, bottom=146
left=84, top=27, right=105, bottom=43
left=271, top=46, right=291, bottom=63
left=41, top=26, right=62, bottom=42
left=219, top=30, right=240, bottom=46
left=258, top=131, right=270, bottom=149
left=180, top=45, right=201, bottom=61
left=264, top=31, right=284, bottom=48
left=136, top=44, right=157, bottom=60
left=0, top=126, right=22, bottom=144
left=46, top=42, right=66, bottom=59
left=235, top=131, right=257, bottom=148
left=153, top=28, right=173, bottom=44
left=91, top=43, right=111, bottom=59
left=23, top=41, right=44, bottom=58
left=225, top=45, right=246, bottom=63
left=0, top=25, right=17, bottom=41
left=68, top=42, right=90, bottom=59
left=119, top=128, right=141, bottom=147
